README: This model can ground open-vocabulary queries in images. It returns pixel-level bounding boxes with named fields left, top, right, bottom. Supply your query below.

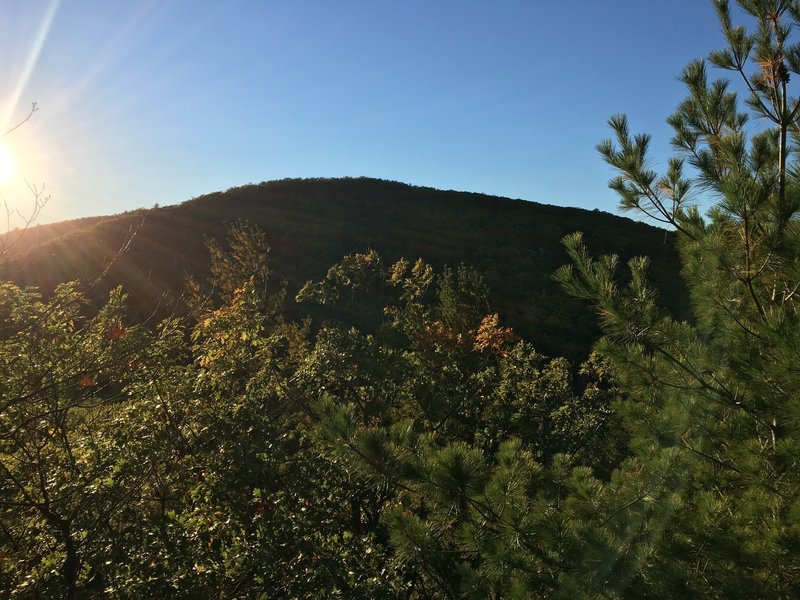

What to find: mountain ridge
left=1, top=177, right=686, bottom=360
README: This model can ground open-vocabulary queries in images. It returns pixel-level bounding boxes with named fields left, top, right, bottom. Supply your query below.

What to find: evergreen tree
left=554, top=0, right=800, bottom=595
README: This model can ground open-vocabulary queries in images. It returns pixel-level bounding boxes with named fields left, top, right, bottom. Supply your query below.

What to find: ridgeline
left=2, top=177, right=685, bottom=360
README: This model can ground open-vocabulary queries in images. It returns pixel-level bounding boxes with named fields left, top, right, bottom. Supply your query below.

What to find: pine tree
left=554, top=0, right=800, bottom=595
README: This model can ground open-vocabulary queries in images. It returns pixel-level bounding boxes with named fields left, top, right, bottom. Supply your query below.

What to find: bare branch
left=2, top=102, right=38, bottom=138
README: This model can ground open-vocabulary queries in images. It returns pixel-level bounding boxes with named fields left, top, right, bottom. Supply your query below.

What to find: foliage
left=0, top=215, right=627, bottom=597
left=300, top=252, right=626, bottom=597
left=0, top=225, right=403, bottom=598
left=551, top=0, right=800, bottom=595
left=8, top=3, right=800, bottom=597
left=1, top=177, right=686, bottom=363
left=0, top=281, right=180, bottom=597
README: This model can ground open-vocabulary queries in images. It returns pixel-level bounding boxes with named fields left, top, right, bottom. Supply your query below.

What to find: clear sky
left=0, top=0, right=723, bottom=224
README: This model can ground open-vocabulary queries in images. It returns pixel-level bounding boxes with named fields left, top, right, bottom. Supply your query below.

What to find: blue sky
left=0, top=1, right=722, bottom=224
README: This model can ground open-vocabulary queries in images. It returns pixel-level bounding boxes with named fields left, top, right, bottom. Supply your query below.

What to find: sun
left=0, top=144, right=15, bottom=184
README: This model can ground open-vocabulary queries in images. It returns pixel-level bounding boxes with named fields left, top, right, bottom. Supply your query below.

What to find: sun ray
left=1, top=0, right=60, bottom=131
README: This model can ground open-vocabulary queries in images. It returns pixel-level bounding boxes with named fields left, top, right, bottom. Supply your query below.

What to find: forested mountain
left=2, top=177, right=685, bottom=360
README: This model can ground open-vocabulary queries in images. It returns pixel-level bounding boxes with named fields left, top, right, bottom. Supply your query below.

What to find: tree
left=552, top=0, right=800, bottom=595
left=302, top=252, right=624, bottom=597
left=0, top=224, right=404, bottom=598
left=137, top=224, right=400, bottom=598
left=0, top=282, right=181, bottom=597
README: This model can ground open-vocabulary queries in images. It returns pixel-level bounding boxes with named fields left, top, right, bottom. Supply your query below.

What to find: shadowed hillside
left=2, top=177, right=686, bottom=360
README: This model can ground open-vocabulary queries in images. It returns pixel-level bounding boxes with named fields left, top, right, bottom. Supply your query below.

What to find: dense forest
left=1, top=177, right=686, bottom=363
left=3, top=1, right=800, bottom=598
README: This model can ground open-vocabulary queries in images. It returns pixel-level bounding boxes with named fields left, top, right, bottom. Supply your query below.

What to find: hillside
left=1, top=177, right=686, bottom=360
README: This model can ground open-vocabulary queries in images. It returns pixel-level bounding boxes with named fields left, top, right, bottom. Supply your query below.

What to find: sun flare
left=0, top=144, right=15, bottom=184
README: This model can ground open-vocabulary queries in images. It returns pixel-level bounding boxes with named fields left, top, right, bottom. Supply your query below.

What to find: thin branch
left=2, top=102, right=38, bottom=138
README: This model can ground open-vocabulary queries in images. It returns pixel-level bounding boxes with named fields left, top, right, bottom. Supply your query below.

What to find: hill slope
left=2, top=177, right=686, bottom=360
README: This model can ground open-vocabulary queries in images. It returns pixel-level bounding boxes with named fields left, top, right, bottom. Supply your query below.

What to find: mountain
left=1, top=177, right=686, bottom=361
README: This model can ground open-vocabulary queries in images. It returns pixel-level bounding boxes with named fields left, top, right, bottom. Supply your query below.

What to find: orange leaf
left=473, top=313, right=517, bottom=354
left=105, top=325, right=126, bottom=341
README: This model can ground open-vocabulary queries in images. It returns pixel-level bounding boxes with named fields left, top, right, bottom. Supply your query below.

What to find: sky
left=0, top=0, right=725, bottom=225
